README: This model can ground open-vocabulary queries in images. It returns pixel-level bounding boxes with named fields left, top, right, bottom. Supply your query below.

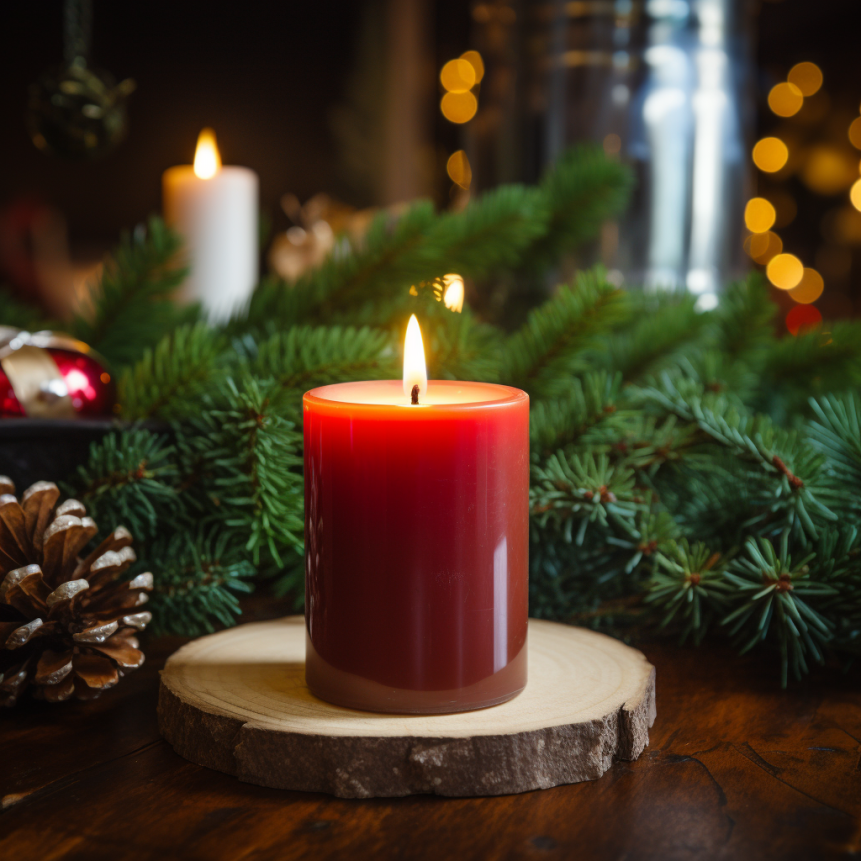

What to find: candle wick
left=411, top=385, right=419, bottom=405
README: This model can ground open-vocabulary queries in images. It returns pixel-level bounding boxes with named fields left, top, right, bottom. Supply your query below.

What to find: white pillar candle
left=162, top=129, right=258, bottom=322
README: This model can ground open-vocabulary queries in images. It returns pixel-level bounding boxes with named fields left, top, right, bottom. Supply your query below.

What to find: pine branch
left=757, top=321, right=861, bottom=419
left=426, top=304, right=504, bottom=383
left=118, top=322, right=225, bottom=421
left=601, top=412, right=704, bottom=475
left=68, top=428, right=179, bottom=541
left=53, top=146, right=861, bottom=682
left=176, top=376, right=304, bottom=572
left=723, top=534, right=836, bottom=686
left=522, top=145, right=633, bottom=272
left=643, top=373, right=839, bottom=538
left=250, top=325, right=396, bottom=416
left=530, top=451, right=641, bottom=546
left=530, top=371, right=628, bottom=456
left=502, top=269, right=627, bottom=399
left=425, top=184, right=549, bottom=277
left=713, top=274, right=775, bottom=362
left=72, top=217, right=194, bottom=369
left=244, top=201, right=437, bottom=329
left=145, top=529, right=255, bottom=637
left=807, top=393, right=861, bottom=491
left=594, top=292, right=708, bottom=384
left=646, top=540, right=732, bottom=644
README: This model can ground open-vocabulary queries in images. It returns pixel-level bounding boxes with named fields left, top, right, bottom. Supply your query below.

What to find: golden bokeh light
left=441, top=91, right=478, bottom=124
left=850, top=178, right=861, bottom=211
left=788, top=268, right=824, bottom=304
left=440, top=59, right=476, bottom=93
left=787, top=62, right=823, bottom=97
left=744, top=197, right=777, bottom=233
left=801, top=145, right=858, bottom=195
left=849, top=117, right=861, bottom=150
left=446, top=150, right=472, bottom=189
left=753, top=137, right=789, bottom=173
left=745, top=231, right=782, bottom=264
left=832, top=205, right=861, bottom=242
left=768, top=82, right=804, bottom=117
left=767, top=253, right=804, bottom=290
left=460, top=50, right=485, bottom=84
left=442, top=274, right=465, bottom=313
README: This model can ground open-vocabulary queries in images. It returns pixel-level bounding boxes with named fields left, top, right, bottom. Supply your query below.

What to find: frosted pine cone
left=0, top=477, right=152, bottom=706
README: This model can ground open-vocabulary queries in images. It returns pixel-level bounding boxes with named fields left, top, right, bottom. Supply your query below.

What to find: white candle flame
left=403, top=314, right=428, bottom=403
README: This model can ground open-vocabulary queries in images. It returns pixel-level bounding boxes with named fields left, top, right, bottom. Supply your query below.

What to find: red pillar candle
left=303, top=318, right=529, bottom=713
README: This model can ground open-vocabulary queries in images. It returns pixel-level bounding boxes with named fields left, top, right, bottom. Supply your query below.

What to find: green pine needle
left=72, top=217, right=196, bottom=369
left=119, top=322, right=225, bottom=421
left=68, top=428, right=179, bottom=540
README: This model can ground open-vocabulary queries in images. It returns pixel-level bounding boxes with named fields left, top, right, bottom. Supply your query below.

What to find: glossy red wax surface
left=304, top=380, right=529, bottom=712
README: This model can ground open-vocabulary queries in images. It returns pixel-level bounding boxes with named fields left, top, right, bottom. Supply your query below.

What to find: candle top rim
left=305, top=379, right=528, bottom=409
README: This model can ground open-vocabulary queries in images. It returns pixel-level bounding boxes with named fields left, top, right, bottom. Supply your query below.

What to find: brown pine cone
left=0, top=476, right=152, bottom=706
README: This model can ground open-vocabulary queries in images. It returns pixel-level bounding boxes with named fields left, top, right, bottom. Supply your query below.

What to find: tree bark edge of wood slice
left=157, top=616, right=656, bottom=798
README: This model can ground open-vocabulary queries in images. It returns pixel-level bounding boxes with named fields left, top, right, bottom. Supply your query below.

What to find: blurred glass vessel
left=469, top=0, right=753, bottom=305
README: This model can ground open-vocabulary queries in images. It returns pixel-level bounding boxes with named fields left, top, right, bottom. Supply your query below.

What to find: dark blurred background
left=1, top=0, right=859, bottom=325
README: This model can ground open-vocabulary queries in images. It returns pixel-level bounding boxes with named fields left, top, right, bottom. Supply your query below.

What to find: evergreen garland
left=10, top=144, right=860, bottom=684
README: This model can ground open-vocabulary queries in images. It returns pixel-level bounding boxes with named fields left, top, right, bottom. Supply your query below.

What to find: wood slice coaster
left=158, top=616, right=656, bottom=798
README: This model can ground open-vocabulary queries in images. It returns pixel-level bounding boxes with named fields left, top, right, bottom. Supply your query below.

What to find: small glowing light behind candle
left=403, top=314, right=428, bottom=402
left=442, top=274, right=464, bottom=313
left=193, top=128, right=222, bottom=179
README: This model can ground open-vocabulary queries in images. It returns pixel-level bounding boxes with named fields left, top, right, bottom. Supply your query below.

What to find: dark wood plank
left=2, top=603, right=859, bottom=861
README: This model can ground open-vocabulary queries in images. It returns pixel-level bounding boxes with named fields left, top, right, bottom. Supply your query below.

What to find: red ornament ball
left=785, top=304, right=822, bottom=337
left=0, top=329, right=116, bottom=418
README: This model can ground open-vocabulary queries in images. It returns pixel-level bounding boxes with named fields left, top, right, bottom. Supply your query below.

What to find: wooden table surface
left=2, top=600, right=860, bottom=861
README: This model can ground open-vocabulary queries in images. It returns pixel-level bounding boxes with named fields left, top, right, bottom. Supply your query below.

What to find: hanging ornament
left=0, top=328, right=115, bottom=419
left=26, top=0, right=135, bottom=160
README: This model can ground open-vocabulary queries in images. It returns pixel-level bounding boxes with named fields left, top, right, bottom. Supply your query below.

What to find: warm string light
left=787, top=62, right=823, bottom=97
left=766, top=253, right=804, bottom=290
left=442, top=274, right=464, bottom=313
left=744, top=198, right=776, bottom=233
left=440, top=51, right=483, bottom=125
left=441, top=92, right=478, bottom=124
left=751, top=62, right=829, bottom=334
left=447, top=150, right=472, bottom=189
left=851, top=179, right=861, bottom=212
left=440, top=59, right=475, bottom=93
left=848, top=117, right=861, bottom=150
left=768, top=82, right=803, bottom=118
left=440, top=51, right=483, bottom=195
left=745, top=230, right=782, bottom=264
left=789, top=269, right=824, bottom=304
left=752, top=137, right=788, bottom=173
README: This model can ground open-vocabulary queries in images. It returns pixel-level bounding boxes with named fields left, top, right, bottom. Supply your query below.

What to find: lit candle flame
left=193, top=128, right=222, bottom=179
left=403, top=314, right=427, bottom=403
left=442, top=274, right=464, bottom=313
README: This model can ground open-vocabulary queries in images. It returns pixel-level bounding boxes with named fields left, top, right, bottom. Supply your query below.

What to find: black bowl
left=0, top=418, right=130, bottom=489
